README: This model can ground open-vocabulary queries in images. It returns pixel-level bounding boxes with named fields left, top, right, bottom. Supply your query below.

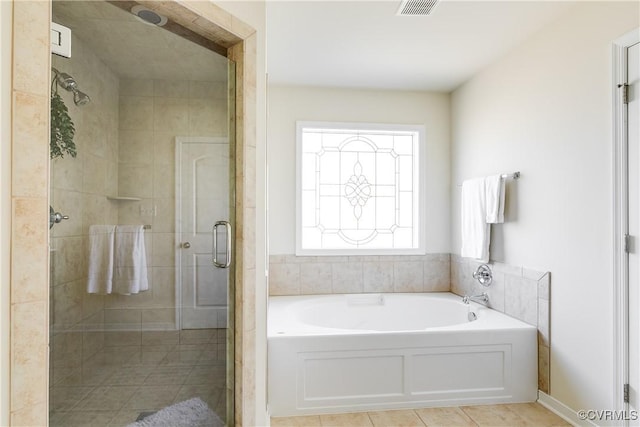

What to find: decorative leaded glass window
left=296, top=121, right=425, bottom=255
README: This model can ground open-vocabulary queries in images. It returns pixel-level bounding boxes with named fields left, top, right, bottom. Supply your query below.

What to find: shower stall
left=48, top=1, right=235, bottom=425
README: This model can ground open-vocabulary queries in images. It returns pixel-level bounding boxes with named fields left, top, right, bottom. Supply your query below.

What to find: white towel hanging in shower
left=113, top=225, right=149, bottom=295
left=87, top=225, right=116, bottom=294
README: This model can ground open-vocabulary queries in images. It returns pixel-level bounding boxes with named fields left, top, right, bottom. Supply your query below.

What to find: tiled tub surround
left=269, top=254, right=450, bottom=295
left=269, top=253, right=551, bottom=394
left=450, top=255, right=551, bottom=393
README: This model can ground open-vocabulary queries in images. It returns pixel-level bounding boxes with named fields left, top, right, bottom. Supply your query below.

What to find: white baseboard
left=538, top=390, right=597, bottom=427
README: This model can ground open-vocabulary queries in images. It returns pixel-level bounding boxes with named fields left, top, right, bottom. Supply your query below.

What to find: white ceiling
left=53, top=1, right=228, bottom=82
left=266, top=1, right=576, bottom=92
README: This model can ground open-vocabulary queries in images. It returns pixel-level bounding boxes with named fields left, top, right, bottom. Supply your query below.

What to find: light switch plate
left=51, top=22, right=71, bottom=58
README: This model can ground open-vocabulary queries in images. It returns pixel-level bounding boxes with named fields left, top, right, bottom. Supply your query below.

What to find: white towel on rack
left=461, top=177, right=490, bottom=262
left=485, top=174, right=505, bottom=224
left=87, top=225, right=116, bottom=294
left=113, top=225, right=149, bottom=295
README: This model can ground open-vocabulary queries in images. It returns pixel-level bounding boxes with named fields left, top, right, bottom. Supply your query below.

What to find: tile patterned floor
left=271, top=403, right=571, bottom=427
left=49, top=329, right=228, bottom=427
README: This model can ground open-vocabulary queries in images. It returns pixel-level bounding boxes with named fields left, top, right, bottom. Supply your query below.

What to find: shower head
left=73, top=89, right=91, bottom=106
left=55, top=70, right=78, bottom=91
left=51, top=68, right=91, bottom=106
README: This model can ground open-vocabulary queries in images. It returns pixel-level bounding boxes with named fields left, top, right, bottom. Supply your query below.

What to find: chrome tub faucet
left=462, top=292, right=489, bottom=305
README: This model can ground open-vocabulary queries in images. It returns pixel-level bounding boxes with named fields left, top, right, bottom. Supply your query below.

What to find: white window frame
left=296, top=121, right=426, bottom=256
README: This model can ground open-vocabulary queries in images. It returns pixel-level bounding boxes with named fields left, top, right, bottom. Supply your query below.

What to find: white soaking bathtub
left=268, top=292, right=537, bottom=416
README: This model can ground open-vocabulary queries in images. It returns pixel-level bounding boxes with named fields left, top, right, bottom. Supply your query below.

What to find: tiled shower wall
left=104, top=77, right=229, bottom=332
left=50, top=32, right=120, bottom=387
left=269, top=253, right=551, bottom=393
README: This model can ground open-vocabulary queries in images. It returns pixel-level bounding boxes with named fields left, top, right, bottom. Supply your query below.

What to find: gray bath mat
left=126, top=397, right=224, bottom=427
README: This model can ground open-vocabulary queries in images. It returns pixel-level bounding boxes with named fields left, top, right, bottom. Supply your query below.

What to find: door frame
left=175, top=136, right=231, bottom=331
left=613, top=27, right=640, bottom=418
left=7, top=1, right=258, bottom=425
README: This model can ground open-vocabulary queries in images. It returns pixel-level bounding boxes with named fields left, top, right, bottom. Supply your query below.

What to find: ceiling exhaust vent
left=396, top=0, right=440, bottom=16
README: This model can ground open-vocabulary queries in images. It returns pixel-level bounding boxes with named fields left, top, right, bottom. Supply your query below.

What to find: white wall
left=451, top=1, right=639, bottom=413
left=268, top=86, right=451, bottom=255
left=0, top=1, right=11, bottom=425
left=214, top=2, right=268, bottom=425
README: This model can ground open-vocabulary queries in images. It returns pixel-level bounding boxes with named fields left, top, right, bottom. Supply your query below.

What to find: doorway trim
left=7, top=1, right=258, bottom=425
left=612, top=27, right=640, bottom=417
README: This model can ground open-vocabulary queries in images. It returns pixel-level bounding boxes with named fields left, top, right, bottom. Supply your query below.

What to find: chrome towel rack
left=500, top=171, right=520, bottom=180
left=457, top=171, right=520, bottom=187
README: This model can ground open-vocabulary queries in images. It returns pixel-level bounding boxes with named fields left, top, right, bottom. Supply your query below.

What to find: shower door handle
left=212, top=221, right=232, bottom=268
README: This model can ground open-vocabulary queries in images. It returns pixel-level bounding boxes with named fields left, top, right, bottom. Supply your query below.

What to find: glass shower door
left=48, top=1, right=235, bottom=425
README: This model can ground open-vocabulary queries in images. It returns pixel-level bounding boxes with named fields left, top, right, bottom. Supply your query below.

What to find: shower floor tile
left=49, top=327, right=226, bottom=426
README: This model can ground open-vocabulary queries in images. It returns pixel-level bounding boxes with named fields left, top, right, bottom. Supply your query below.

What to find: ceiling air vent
left=396, top=0, right=440, bottom=16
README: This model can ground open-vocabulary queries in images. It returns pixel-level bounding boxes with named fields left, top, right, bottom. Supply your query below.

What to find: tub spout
left=462, top=293, right=489, bottom=305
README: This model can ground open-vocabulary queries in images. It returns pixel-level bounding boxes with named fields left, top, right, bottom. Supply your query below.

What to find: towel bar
left=457, top=171, right=520, bottom=187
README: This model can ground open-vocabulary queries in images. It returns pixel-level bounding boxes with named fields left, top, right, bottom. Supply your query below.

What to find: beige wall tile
left=153, top=165, right=175, bottom=198
left=118, top=164, right=153, bottom=198
left=154, top=80, right=189, bottom=98
left=120, top=79, right=154, bottom=97
left=152, top=233, right=176, bottom=267
left=152, top=198, right=175, bottom=232
left=11, top=198, right=48, bottom=303
left=51, top=236, right=85, bottom=286
left=332, top=262, right=363, bottom=293
left=300, top=263, right=332, bottom=294
left=269, top=263, right=300, bottom=296
left=153, top=97, right=189, bottom=133
left=188, top=98, right=228, bottom=136
left=119, top=96, right=154, bottom=131
left=539, top=344, right=550, bottom=393
left=104, top=308, right=142, bottom=330
left=504, top=275, right=538, bottom=326
left=10, top=401, right=47, bottom=427
left=423, top=260, right=450, bottom=292
left=83, top=153, right=107, bottom=195
left=51, top=189, right=83, bottom=238
left=119, top=130, right=153, bottom=165
left=52, top=280, right=83, bottom=329
left=11, top=301, right=48, bottom=412
left=538, top=299, right=550, bottom=347
left=12, top=1, right=50, bottom=95
left=189, top=81, right=228, bottom=99
left=52, top=155, right=84, bottom=193
left=393, top=261, right=423, bottom=292
left=12, top=92, right=48, bottom=198
left=141, top=308, right=175, bottom=327
left=363, top=261, right=394, bottom=293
